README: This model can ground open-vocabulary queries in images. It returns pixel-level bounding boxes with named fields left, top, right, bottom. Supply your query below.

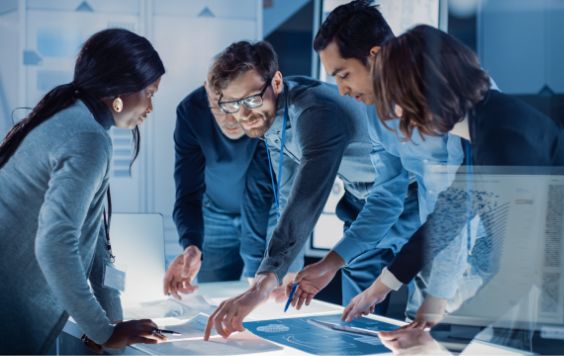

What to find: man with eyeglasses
left=203, top=40, right=422, bottom=340
left=163, top=72, right=304, bottom=300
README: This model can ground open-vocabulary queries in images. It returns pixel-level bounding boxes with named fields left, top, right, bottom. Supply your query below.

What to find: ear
left=272, top=71, right=284, bottom=95
left=369, top=46, right=380, bottom=59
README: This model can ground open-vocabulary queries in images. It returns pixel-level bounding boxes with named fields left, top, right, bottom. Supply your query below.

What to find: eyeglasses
left=218, top=79, right=271, bottom=114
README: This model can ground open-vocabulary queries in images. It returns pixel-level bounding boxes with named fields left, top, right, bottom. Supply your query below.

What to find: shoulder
left=286, top=77, right=366, bottom=125
left=474, top=90, right=555, bottom=132
left=176, top=86, right=213, bottom=131
left=178, top=86, right=207, bottom=111
left=45, top=121, right=113, bottom=177
left=472, top=91, right=562, bottom=165
left=46, top=102, right=112, bottom=149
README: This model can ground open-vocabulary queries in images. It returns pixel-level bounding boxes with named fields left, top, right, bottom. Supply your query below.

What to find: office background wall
left=0, top=0, right=562, bottom=279
left=0, top=0, right=262, bottom=264
left=450, top=0, right=564, bottom=125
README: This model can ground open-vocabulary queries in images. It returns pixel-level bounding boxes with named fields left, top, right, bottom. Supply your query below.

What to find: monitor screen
left=430, top=167, right=564, bottom=329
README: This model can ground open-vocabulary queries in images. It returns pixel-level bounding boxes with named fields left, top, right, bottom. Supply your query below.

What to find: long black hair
left=0, top=28, right=165, bottom=169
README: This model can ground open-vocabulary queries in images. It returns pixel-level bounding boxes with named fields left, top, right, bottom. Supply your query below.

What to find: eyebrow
left=222, top=86, right=265, bottom=102
left=330, top=67, right=344, bottom=77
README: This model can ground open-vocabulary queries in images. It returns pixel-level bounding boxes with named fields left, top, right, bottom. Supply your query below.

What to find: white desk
left=62, top=280, right=405, bottom=355
left=62, top=281, right=533, bottom=355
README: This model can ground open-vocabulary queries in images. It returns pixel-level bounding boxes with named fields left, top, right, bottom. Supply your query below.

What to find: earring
left=112, top=97, right=123, bottom=113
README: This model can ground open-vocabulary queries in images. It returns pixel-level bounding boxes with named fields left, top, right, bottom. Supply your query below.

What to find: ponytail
left=0, top=83, right=77, bottom=168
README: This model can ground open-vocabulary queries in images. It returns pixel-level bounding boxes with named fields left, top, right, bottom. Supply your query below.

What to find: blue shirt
left=256, top=76, right=463, bottom=283
left=388, top=90, right=564, bottom=292
left=333, top=107, right=464, bottom=263
left=173, top=86, right=273, bottom=266
left=257, top=77, right=376, bottom=282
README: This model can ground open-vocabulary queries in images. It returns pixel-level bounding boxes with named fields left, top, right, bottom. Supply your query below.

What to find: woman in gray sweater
left=0, top=28, right=165, bottom=353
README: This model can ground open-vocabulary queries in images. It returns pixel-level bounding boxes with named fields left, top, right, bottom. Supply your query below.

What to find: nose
left=225, top=114, right=238, bottom=124
left=337, top=83, right=350, bottom=97
left=238, top=105, right=253, bottom=121
left=146, top=99, right=153, bottom=114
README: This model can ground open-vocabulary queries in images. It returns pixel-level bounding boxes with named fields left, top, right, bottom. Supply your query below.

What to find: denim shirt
left=257, top=76, right=375, bottom=282
left=256, top=76, right=464, bottom=282
left=333, top=107, right=464, bottom=263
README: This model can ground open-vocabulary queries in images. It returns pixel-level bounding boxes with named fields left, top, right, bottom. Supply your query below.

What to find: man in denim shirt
left=203, top=34, right=461, bottom=338
left=163, top=81, right=303, bottom=300
left=296, top=0, right=462, bottom=320
left=203, top=5, right=463, bottom=340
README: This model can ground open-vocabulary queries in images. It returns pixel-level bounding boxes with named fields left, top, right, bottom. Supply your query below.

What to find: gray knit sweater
left=0, top=100, right=116, bottom=353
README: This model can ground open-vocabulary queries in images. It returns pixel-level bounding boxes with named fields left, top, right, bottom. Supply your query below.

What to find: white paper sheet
left=124, top=294, right=217, bottom=320
left=131, top=313, right=281, bottom=355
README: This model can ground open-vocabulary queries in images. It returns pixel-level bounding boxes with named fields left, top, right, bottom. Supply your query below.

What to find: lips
left=242, top=117, right=262, bottom=129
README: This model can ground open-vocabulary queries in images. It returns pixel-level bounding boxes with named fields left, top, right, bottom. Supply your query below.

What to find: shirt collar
left=266, top=81, right=291, bottom=136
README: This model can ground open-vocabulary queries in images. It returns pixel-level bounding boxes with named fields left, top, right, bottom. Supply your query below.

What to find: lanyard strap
left=465, top=141, right=473, bottom=255
left=103, top=186, right=115, bottom=263
left=265, top=90, right=289, bottom=216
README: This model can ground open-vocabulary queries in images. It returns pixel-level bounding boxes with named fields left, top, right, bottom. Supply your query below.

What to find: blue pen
left=284, top=282, right=298, bottom=312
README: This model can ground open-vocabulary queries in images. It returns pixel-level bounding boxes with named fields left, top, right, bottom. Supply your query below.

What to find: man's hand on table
left=204, top=272, right=278, bottom=340
left=163, top=245, right=201, bottom=299
left=289, top=251, right=344, bottom=310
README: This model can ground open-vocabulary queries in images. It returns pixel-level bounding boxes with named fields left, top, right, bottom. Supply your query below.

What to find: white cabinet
left=18, top=0, right=145, bottom=213
left=149, top=0, right=261, bottom=256
left=0, top=0, right=261, bottom=258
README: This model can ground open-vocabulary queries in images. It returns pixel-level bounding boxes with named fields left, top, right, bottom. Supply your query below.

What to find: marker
left=154, top=328, right=182, bottom=336
left=284, top=282, right=298, bottom=312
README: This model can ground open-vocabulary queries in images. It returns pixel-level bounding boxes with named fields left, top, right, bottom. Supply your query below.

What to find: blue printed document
left=244, top=313, right=399, bottom=355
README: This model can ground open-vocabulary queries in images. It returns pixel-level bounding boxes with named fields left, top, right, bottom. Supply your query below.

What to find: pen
left=154, top=328, right=182, bottom=336
left=284, top=282, right=298, bottom=312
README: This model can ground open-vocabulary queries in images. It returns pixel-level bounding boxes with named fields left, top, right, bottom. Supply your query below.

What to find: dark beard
left=243, top=125, right=268, bottom=138
left=241, top=113, right=273, bottom=138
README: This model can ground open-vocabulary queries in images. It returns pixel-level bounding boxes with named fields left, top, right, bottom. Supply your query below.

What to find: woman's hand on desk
left=103, top=319, right=166, bottom=348
left=204, top=272, right=277, bottom=340
left=289, top=251, right=344, bottom=310
left=378, top=328, right=449, bottom=355
left=402, top=295, right=447, bottom=330
left=342, top=277, right=392, bottom=322
left=163, top=245, right=202, bottom=299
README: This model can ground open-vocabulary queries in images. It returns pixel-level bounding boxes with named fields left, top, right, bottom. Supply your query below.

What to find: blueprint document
left=244, top=314, right=399, bottom=355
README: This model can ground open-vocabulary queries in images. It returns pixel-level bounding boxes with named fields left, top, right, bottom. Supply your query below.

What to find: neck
left=450, top=115, right=471, bottom=142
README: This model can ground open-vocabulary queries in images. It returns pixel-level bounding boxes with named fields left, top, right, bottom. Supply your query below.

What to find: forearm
left=257, top=156, right=342, bottom=283
left=173, top=200, right=204, bottom=250
left=36, top=233, right=114, bottom=344
left=251, top=272, right=279, bottom=298
left=173, top=110, right=206, bottom=250
left=89, top=227, right=123, bottom=322
left=333, top=160, right=412, bottom=263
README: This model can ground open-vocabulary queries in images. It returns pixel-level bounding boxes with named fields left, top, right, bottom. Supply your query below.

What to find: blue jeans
left=197, top=199, right=303, bottom=282
left=197, top=203, right=245, bottom=282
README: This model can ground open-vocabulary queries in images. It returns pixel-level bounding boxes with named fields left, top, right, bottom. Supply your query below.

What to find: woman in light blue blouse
left=0, top=28, right=165, bottom=353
